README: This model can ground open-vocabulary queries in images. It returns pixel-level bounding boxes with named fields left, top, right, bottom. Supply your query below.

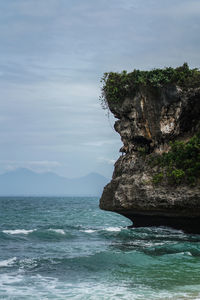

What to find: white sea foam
left=3, top=229, right=36, bottom=235
left=0, top=257, right=17, bottom=267
left=48, top=229, right=65, bottom=235
left=0, top=273, right=199, bottom=299
left=177, top=251, right=192, bottom=256
left=81, top=229, right=96, bottom=233
left=81, top=227, right=122, bottom=233
left=105, top=227, right=122, bottom=232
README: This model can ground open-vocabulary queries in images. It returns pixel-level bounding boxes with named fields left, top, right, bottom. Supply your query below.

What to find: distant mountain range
left=0, top=168, right=109, bottom=196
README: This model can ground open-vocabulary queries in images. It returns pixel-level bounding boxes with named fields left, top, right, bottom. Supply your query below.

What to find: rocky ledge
left=100, top=69, right=200, bottom=233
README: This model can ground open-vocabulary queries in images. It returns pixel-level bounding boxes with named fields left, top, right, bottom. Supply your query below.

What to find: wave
left=47, top=229, right=66, bottom=235
left=29, top=229, right=73, bottom=241
left=80, top=229, right=96, bottom=233
left=0, top=272, right=199, bottom=300
left=80, top=226, right=123, bottom=234
left=79, top=226, right=188, bottom=239
left=3, top=229, right=36, bottom=235
left=0, top=257, right=17, bottom=267
left=0, top=247, right=198, bottom=278
left=1, top=228, right=73, bottom=241
left=104, top=227, right=122, bottom=232
left=1, top=251, right=141, bottom=272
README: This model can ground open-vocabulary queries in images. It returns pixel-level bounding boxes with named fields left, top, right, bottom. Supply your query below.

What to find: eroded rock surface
left=100, top=85, right=200, bottom=233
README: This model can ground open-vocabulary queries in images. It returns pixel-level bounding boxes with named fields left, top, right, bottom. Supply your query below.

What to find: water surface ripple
left=0, top=197, right=200, bottom=299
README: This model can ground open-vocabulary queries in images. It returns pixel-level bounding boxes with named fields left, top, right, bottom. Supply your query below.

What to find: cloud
left=82, top=139, right=119, bottom=147
left=0, top=0, right=60, bottom=18
left=0, top=160, right=61, bottom=174
left=98, top=157, right=116, bottom=165
left=0, top=0, right=199, bottom=179
left=162, top=0, right=200, bottom=17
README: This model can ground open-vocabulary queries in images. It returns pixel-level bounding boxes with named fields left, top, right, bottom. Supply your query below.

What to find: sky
left=0, top=0, right=200, bottom=178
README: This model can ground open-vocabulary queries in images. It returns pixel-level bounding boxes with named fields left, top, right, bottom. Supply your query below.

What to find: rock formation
left=100, top=83, right=200, bottom=233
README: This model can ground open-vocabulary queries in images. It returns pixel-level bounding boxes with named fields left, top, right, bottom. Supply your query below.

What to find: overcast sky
left=0, top=0, right=200, bottom=178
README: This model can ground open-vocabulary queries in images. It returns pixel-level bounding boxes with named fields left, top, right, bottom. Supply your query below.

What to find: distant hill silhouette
left=0, top=168, right=109, bottom=196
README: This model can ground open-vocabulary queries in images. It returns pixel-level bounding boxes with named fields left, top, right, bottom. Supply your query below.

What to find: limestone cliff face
left=100, top=85, right=200, bottom=232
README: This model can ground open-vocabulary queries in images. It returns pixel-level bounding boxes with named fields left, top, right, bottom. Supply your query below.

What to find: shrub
left=151, top=133, right=200, bottom=186
left=100, top=63, right=200, bottom=109
left=152, top=173, right=164, bottom=184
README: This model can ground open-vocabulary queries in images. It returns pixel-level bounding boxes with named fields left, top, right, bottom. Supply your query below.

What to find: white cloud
left=82, top=139, right=119, bottom=147
left=0, top=160, right=61, bottom=174
left=98, top=157, right=116, bottom=165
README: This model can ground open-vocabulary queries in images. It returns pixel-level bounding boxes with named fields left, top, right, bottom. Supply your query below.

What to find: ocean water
left=0, top=197, right=200, bottom=300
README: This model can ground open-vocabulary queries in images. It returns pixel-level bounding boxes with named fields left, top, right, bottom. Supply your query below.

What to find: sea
left=0, top=197, right=200, bottom=300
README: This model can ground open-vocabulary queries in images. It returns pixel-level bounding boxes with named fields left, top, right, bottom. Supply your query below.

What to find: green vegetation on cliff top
left=150, top=133, right=200, bottom=186
left=100, top=63, right=200, bottom=108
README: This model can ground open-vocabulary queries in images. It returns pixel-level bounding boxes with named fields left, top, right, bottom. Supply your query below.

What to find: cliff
left=99, top=65, right=200, bottom=233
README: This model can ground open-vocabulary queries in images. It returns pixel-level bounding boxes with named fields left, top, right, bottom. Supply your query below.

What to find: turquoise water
left=0, top=197, right=200, bottom=299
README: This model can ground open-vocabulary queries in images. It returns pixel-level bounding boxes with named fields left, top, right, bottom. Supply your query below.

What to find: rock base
left=121, top=211, right=200, bottom=233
